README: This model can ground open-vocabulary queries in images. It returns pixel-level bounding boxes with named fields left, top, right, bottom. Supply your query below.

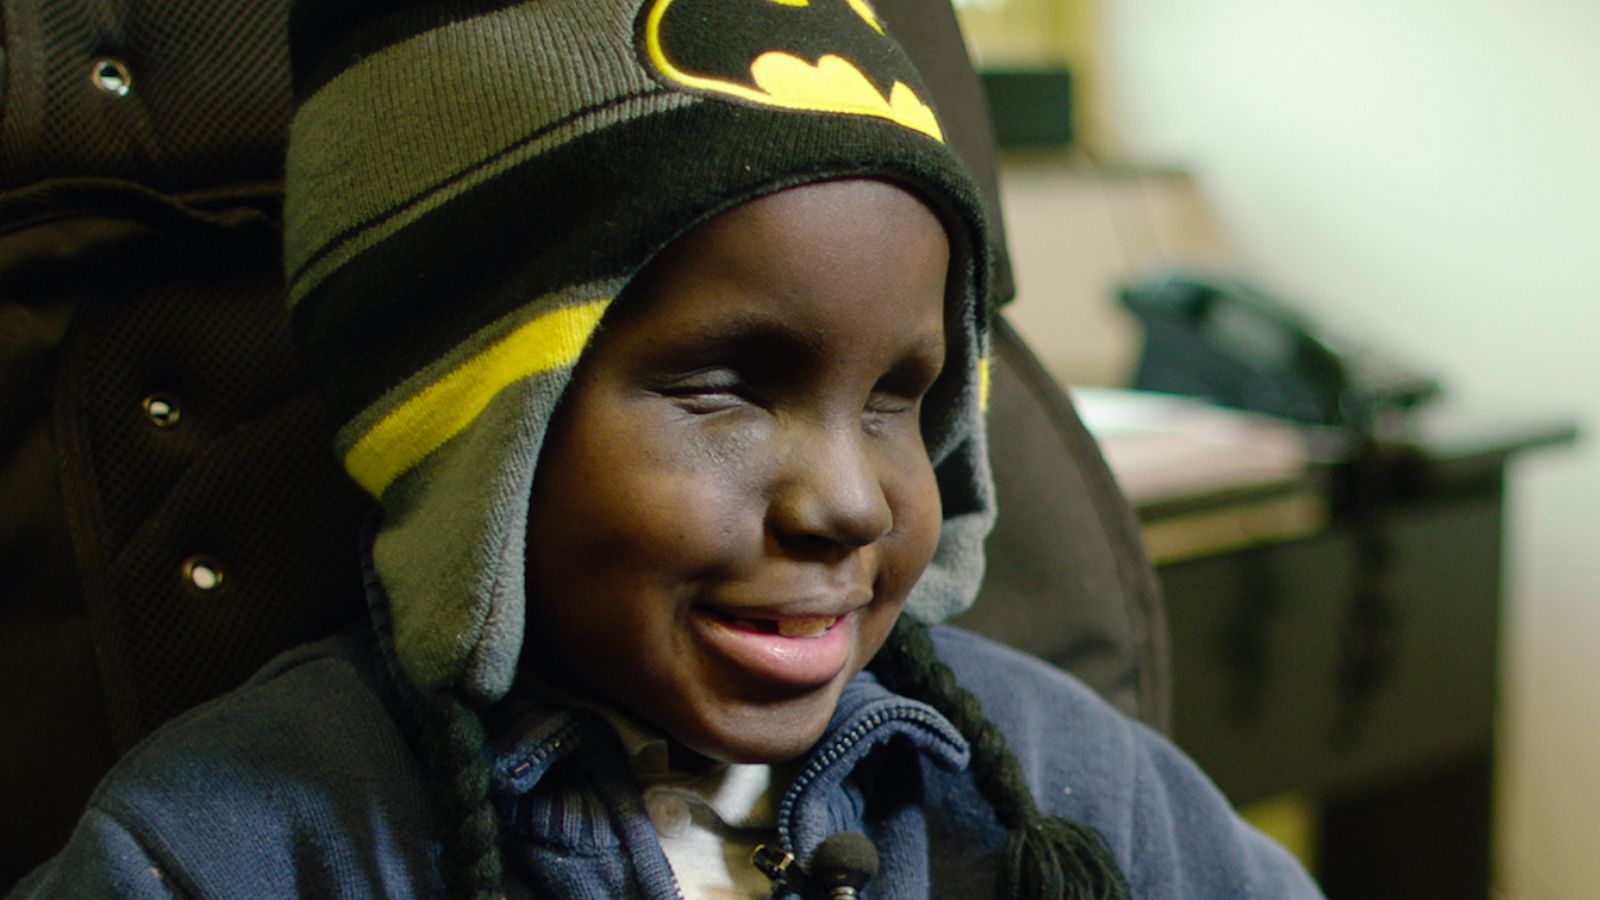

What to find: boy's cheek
left=887, top=465, right=944, bottom=582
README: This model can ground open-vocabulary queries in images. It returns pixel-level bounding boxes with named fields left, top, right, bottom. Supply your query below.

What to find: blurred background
left=951, top=0, right=1598, bottom=897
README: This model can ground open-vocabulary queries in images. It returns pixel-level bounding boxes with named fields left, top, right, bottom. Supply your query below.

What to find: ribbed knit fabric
left=284, top=0, right=995, bottom=704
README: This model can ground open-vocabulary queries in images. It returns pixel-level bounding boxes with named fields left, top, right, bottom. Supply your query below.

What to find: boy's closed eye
left=866, top=350, right=946, bottom=418
left=640, top=322, right=945, bottom=425
left=656, top=365, right=756, bottom=414
left=654, top=361, right=944, bottom=434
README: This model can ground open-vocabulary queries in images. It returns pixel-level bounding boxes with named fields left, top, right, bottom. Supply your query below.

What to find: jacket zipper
left=502, top=719, right=581, bottom=784
left=755, top=706, right=951, bottom=894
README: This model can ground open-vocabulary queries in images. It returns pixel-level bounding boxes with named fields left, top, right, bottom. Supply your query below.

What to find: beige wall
left=996, top=155, right=1239, bottom=386
left=992, top=2, right=1599, bottom=896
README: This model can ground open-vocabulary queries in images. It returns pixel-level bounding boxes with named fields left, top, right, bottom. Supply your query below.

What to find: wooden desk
left=1144, top=411, right=1575, bottom=898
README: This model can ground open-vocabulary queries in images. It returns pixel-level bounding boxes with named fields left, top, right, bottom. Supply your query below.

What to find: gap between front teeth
left=777, top=617, right=838, bottom=638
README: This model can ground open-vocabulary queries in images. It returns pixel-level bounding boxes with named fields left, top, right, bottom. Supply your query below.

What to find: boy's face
left=523, top=179, right=951, bottom=763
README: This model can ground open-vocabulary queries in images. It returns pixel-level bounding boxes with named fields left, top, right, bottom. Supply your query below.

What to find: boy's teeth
left=777, top=617, right=838, bottom=638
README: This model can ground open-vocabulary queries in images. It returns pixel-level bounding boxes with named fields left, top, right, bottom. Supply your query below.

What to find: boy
left=16, top=0, right=1322, bottom=897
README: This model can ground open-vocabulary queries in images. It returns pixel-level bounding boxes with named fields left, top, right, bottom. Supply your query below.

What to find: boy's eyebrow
left=702, top=311, right=820, bottom=343
left=644, top=311, right=946, bottom=371
left=643, top=312, right=829, bottom=365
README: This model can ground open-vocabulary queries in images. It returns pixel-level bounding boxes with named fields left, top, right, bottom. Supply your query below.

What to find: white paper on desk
left=1068, top=388, right=1311, bottom=506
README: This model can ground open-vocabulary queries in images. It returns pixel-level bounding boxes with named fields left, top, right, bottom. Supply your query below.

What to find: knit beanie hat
left=284, top=0, right=996, bottom=706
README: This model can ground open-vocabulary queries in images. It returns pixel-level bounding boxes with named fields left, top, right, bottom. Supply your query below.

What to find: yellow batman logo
left=641, top=0, right=944, bottom=143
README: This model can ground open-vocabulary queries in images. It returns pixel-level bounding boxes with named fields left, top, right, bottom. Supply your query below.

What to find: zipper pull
left=752, top=843, right=797, bottom=889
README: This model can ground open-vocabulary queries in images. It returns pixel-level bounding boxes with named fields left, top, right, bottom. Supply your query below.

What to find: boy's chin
left=671, top=697, right=841, bottom=766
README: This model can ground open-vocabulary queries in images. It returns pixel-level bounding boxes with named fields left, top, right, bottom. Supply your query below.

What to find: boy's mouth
left=708, top=610, right=841, bottom=639
left=693, top=605, right=859, bottom=689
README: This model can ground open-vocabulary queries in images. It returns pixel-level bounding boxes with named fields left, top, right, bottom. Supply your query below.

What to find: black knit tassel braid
left=871, top=616, right=1132, bottom=900
left=362, top=515, right=503, bottom=900
left=417, top=691, right=504, bottom=900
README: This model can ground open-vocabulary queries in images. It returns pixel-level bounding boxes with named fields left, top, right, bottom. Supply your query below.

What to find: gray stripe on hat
left=372, top=367, right=567, bottom=698
left=285, top=0, right=689, bottom=302
left=288, top=90, right=692, bottom=309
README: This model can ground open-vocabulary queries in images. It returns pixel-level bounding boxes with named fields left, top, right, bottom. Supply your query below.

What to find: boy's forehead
left=590, top=181, right=946, bottom=366
left=620, top=179, right=950, bottom=313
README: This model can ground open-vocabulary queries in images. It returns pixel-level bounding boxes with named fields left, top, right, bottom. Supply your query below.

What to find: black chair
left=0, top=0, right=1166, bottom=884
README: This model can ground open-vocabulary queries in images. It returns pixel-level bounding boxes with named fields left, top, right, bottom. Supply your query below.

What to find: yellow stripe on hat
left=345, top=298, right=611, bottom=497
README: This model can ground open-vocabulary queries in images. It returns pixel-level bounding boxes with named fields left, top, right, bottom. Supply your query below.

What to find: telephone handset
left=1119, top=269, right=1440, bottom=431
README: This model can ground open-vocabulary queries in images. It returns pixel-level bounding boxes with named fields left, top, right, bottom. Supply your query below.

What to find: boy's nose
left=768, top=425, right=893, bottom=552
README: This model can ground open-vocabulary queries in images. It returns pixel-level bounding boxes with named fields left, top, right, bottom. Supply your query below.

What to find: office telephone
left=1119, top=269, right=1440, bottom=431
